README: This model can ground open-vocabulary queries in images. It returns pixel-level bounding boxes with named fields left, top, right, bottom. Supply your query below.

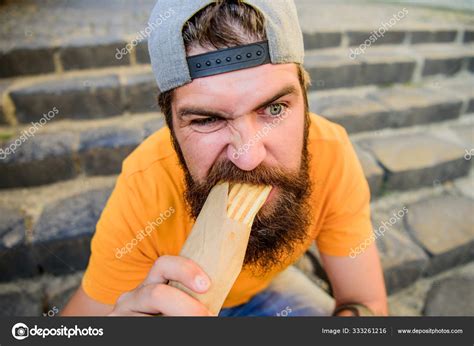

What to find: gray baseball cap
left=148, top=0, right=304, bottom=92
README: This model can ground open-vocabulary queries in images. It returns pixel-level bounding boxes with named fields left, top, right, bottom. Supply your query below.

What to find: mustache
left=184, top=159, right=310, bottom=219
left=206, top=159, right=305, bottom=188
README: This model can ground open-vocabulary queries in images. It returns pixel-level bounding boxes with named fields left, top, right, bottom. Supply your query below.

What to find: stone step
left=355, top=117, right=473, bottom=194
left=1, top=44, right=472, bottom=125
left=1, top=0, right=472, bottom=79
left=0, top=271, right=83, bottom=316
left=0, top=176, right=116, bottom=283
left=304, top=43, right=474, bottom=91
left=363, top=172, right=474, bottom=295
left=310, top=74, right=474, bottom=134
left=376, top=199, right=473, bottom=296
left=1, top=66, right=158, bottom=125
left=404, top=195, right=474, bottom=276
left=388, top=261, right=474, bottom=316
left=0, top=113, right=163, bottom=188
left=1, top=25, right=471, bottom=79
left=302, top=27, right=470, bottom=50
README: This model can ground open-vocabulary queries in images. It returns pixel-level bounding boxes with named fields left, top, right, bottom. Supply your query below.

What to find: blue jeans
left=218, top=266, right=335, bottom=317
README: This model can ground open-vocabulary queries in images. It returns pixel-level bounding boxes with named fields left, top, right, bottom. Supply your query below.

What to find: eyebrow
left=177, top=84, right=299, bottom=119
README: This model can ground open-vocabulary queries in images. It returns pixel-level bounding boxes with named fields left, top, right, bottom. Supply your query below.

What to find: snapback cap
left=148, top=0, right=304, bottom=92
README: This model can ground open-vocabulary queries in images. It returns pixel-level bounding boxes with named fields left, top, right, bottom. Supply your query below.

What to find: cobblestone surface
left=1, top=1, right=472, bottom=47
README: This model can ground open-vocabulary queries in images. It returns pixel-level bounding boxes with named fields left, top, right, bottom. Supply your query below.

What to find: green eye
left=268, top=103, right=283, bottom=116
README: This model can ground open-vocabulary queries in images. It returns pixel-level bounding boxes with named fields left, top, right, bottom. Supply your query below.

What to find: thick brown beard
left=170, top=113, right=312, bottom=275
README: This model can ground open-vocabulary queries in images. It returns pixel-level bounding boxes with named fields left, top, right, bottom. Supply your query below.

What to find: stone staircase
left=0, top=0, right=473, bottom=316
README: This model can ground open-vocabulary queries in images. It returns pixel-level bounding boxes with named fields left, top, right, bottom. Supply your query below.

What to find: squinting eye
left=189, top=116, right=225, bottom=133
left=264, top=103, right=287, bottom=117
left=191, top=117, right=218, bottom=126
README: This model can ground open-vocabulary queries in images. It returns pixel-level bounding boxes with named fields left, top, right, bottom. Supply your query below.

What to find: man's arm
left=320, top=242, right=388, bottom=316
left=61, top=256, right=212, bottom=316
left=61, top=286, right=114, bottom=316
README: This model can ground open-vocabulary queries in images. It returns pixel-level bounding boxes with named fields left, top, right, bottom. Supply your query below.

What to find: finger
left=131, top=283, right=212, bottom=316
left=143, top=255, right=211, bottom=293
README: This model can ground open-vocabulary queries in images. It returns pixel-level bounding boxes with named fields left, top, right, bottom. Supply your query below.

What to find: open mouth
left=264, top=186, right=277, bottom=204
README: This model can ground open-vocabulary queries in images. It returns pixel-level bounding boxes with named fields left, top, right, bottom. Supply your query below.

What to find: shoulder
left=308, top=112, right=351, bottom=146
left=117, top=126, right=185, bottom=206
left=122, top=126, right=177, bottom=178
left=307, top=112, right=367, bottom=197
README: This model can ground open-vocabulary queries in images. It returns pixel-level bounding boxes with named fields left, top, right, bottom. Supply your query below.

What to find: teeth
left=226, top=183, right=272, bottom=225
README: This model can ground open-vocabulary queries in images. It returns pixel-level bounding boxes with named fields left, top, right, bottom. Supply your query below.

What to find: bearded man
left=63, top=0, right=387, bottom=317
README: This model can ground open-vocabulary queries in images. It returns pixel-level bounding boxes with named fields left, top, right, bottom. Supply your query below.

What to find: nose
left=227, top=116, right=266, bottom=171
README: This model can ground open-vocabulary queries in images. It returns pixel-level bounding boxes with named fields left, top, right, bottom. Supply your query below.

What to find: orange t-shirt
left=82, top=113, right=373, bottom=308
